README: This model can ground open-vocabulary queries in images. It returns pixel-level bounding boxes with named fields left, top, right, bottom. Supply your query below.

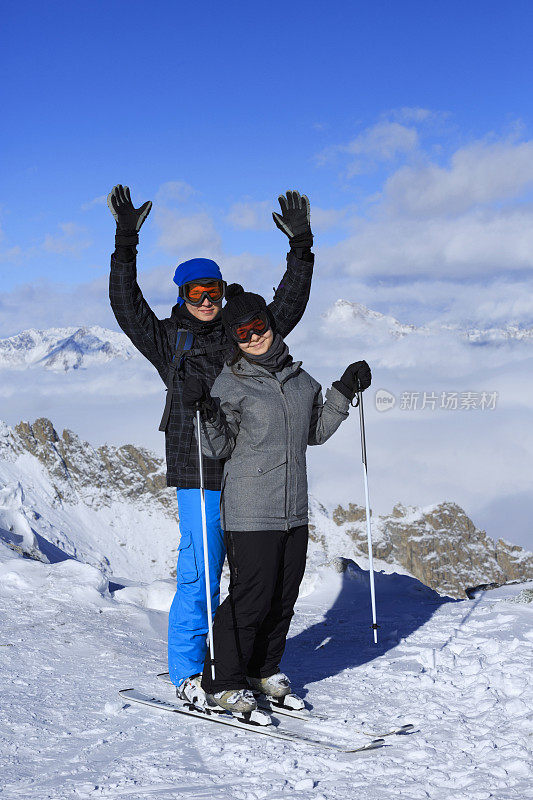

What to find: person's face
left=238, top=326, right=274, bottom=356
left=185, top=296, right=221, bottom=321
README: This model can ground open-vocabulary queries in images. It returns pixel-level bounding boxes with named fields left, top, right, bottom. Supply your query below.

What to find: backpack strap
left=186, top=343, right=231, bottom=358
left=158, top=329, right=195, bottom=432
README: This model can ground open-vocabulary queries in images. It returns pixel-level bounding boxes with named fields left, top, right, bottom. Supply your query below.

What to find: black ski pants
left=201, top=525, right=308, bottom=694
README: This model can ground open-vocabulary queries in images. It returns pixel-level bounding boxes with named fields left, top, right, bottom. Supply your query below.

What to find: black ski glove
left=107, top=184, right=152, bottom=249
left=272, top=190, right=313, bottom=253
left=182, top=376, right=217, bottom=419
left=332, top=360, right=372, bottom=401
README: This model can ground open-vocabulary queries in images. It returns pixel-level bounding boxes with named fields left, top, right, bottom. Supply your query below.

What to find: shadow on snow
left=283, top=560, right=456, bottom=691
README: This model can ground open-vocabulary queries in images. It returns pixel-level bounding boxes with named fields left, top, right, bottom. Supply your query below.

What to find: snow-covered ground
left=1, top=541, right=531, bottom=800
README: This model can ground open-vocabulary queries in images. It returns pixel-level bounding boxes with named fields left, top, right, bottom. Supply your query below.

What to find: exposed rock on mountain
left=325, top=500, right=533, bottom=599
left=1, top=417, right=531, bottom=596
left=0, top=418, right=178, bottom=582
left=2, top=417, right=173, bottom=515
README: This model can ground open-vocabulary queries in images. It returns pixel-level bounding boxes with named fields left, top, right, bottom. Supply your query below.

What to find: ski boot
left=209, top=688, right=258, bottom=713
left=176, top=674, right=219, bottom=712
left=247, top=672, right=306, bottom=711
left=247, top=672, right=291, bottom=698
left=207, top=689, right=271, bottom=726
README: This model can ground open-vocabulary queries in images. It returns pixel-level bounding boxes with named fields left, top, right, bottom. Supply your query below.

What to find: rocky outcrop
left=0, top=417, right=175, bottom=517
left=327, top=500, right=533, bottom=599
left=2, top=417, right=531, bottom=598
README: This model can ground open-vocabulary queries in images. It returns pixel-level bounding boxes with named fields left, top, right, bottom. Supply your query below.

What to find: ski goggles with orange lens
left=179, top=279, right=226, bottom=305
left=231, top=311, right=270, bottom=343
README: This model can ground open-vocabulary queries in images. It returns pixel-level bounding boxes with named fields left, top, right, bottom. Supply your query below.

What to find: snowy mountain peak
left=0, top=325, right=138, bottom=371
left=0, top=417, right=178, bottom=581
left=322, top=300, right=418, bottom=339
left=321, top=299, right=533, bottom=345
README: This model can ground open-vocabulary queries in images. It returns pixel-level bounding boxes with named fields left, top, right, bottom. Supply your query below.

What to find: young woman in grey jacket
left=183, top=284, right=371, bottom=714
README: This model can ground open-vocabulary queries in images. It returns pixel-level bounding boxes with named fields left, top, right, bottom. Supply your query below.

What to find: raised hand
left=107, top=184, right=152, bottom=233
left=272, top=190, right=313, bottom=249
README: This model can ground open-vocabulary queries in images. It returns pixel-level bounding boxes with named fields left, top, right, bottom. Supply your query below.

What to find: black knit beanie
left=222, top=284, right=271, bottom=338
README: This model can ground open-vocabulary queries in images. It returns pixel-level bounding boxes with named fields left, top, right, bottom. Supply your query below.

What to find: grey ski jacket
left=196, top=357, right=350, bottom=531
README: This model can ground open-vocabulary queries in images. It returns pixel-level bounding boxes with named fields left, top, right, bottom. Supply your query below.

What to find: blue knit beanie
left=173, top=258, right=223, bottom=305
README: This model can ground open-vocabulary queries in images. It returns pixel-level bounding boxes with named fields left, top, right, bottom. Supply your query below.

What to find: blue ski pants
left=168, top=488, right=226, bottom=687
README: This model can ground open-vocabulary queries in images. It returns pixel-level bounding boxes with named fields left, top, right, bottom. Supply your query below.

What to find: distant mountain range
left=1, top=303, right=532, bottom=372
left=322, top=300, right=533, bottom=344
left=0, top=326, right=139, bottom=371
left=1, top=416, right=531, bottom=598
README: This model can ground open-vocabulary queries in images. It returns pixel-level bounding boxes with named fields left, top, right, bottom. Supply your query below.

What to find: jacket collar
left=227, top=358, right=302, bottom=383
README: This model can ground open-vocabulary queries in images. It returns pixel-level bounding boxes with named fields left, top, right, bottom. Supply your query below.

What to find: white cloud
left=226, top=200, right=348, bottom=234
left=155, top=181, right=196, bottom=204
left=0, top=276, right=113, bottom=338
left=219, top=252, right=276, bottom=291
left=390, top=107, right=437, bottom=124
left=42, top=223, right=91, bottom=257
left=0, top=219, right=22, bottom=263
left=322, top=206, right=533, bottom=279
left=345, top=121, right=419, bottom=161
left=312, top=124, right=533, bottom=282
left=311, top=206, right=349, bottom=232
left=318, top=120, right=419, bottom=175
left=153, top=209, right=221, bottom=256
left=0, top=245, right=22, bottom=263
left=81, top=195, right=107, bottom=211
left=226, top=200, right=271, bottom=230
left=384, top=140, right=533, bottom=216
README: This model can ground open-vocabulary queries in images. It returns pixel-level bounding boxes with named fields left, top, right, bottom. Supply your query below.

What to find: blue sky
left=3, top=0, right=533, bottom=310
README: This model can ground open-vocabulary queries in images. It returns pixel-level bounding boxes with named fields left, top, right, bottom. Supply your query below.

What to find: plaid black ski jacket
left=109, top=250, right=314, bottom=490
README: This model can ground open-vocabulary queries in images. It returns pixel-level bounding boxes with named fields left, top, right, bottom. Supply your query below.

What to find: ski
left=155, top=673, right=415, bottom=736
left=361, top=723, right=415, bottom=738
left=119, top=689, right=385, bottom=753
left=156, top=672, right=326, bottom=721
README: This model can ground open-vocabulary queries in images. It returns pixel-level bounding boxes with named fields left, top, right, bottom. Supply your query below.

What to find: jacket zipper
left=248, top=372, right=294, bottom=531
left=277, top=380, right=291, bottom=531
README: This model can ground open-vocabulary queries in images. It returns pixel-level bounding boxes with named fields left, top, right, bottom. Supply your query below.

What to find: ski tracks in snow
left=0, top=552, right=532, bottom=799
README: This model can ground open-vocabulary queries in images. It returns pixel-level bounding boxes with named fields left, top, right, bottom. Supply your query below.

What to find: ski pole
left=356, top=381, right=379, bottom=644
left=196, top=407, right=216, bottom=680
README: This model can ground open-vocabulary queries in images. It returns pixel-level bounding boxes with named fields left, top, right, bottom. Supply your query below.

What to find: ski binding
left=157, top=672, right=326, bottom=721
